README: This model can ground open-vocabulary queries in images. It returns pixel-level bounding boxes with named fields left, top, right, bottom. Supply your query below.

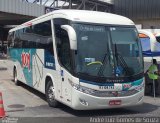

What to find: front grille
left=90, top=89, right=140, bottom=97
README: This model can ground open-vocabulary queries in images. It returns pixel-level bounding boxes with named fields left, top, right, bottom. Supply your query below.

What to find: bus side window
left=156, top=36, right=160, bottom=43
left=18, top=20, right=54, bottom=55
left=7, top=32, right=14, bottom=48
left=54, top=18, right=71, bottom=71
left=14, top=30, right=23, bottom=48
left=32, top=21, right=54, bottom=55
left=155, top=36, right=160, bottom=52
left=139, top=33, right=151, bottom=52
left=155, top=42, right=160, bottom=52
left=59, top=30, right=71, bottom=71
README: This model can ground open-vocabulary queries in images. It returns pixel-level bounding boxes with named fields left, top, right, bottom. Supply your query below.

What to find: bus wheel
left=46, top=80, right=59, bottom=107
left=13, top=68, right=20, bottom=85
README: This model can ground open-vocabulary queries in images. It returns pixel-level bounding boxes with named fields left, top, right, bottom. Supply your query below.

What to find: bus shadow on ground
left=58, top=103, right=158, bottom=117
left=25, top=102, right=159, bottom=117
left=16, top=82, right=159, bottom=117
left=12, top=81, right=46, bottom=101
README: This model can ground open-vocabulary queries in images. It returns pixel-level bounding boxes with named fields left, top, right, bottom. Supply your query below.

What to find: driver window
left=54, top=18, right=71, bottom=71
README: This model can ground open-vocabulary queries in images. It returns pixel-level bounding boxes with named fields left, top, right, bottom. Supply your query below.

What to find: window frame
left=10, top=20, right=54, bottom=55
left=53, top=18, right=75, bottom=73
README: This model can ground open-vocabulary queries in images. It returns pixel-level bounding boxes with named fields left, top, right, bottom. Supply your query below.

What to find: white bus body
left=8, top=10, right=144, bottom=110
left=139, top=30, right=160, bottom=72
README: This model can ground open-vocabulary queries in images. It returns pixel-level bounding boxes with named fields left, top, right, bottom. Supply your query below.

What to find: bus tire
left=46, top=79, right=59, bottom=107
left=13, top=68, right=20, bottom=86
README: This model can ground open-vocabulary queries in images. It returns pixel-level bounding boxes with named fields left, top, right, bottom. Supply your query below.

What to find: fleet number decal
left=21, top=51, right=31, bottom=72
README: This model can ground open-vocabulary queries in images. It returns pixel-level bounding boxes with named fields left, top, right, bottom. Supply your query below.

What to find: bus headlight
left=69, top=80, right=95, bottom=95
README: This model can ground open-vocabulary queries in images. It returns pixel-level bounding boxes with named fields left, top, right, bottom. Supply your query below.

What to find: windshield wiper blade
left=97, top=53, right=109, bottom=76
left=114, top=43, right=132, bottom=76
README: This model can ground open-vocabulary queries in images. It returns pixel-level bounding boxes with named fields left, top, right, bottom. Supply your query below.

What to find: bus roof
left=10, top=9, right=135, bottom=32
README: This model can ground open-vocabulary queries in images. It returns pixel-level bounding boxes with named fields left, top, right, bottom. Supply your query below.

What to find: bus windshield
left=73, top=23, right=143, bottom=78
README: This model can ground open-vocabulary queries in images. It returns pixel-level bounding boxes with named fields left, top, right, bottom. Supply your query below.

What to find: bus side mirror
left=61, top=25, right=77, bottom=50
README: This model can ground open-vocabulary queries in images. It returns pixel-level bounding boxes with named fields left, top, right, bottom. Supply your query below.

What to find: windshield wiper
left=97, top=53, right=109, bottom=76
left=114, top=43, right=132, bottom=76
left=97, top=41, right=113, bottom=76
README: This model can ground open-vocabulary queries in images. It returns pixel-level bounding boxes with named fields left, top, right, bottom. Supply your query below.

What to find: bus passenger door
left=56, top=31, right=72, bottom=105
left=59, top=68, right=72, bottom=105
left=54, top=18, right=72, bottom=105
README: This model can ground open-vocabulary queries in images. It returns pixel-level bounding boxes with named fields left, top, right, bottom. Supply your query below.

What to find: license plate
left=109, top=100, right=121, bottom=106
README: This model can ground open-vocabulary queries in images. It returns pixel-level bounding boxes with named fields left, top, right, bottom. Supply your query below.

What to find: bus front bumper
left=71, top=88, right=144, bottom=110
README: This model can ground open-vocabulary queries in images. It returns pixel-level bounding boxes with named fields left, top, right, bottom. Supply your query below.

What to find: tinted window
left=7, top=32, right=15, bottom=48
left=14, top=30, right=22, bottom=48
left=139, top=33, right=151, bottom=51
left=54, top=18, right=71, bottom=71
left=12, top=20, right=54, bottom=55
left=155, top=36, right=160, bottom=52
left=156, top=36, right=160, bottom=43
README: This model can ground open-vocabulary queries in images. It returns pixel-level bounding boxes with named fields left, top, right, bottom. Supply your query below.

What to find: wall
left=114, top=0, right=160, bottom=29
left=0, top=0, right=45, bottom=17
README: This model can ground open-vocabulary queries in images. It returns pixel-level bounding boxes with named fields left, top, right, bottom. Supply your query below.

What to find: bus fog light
left=79, top=98, right=88, bottom=106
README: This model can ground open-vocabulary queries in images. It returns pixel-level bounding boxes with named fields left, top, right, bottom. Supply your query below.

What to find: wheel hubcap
left=48, top=86, right=55, bottom=101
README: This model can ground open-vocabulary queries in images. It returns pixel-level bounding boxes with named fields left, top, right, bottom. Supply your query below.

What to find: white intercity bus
left=138, top=30, right=160, bottom=72
left=7, top=10, right=144, bottom=110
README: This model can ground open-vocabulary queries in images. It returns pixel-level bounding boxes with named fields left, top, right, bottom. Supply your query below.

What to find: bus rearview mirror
left=61, top=25, right=77, bottom=50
